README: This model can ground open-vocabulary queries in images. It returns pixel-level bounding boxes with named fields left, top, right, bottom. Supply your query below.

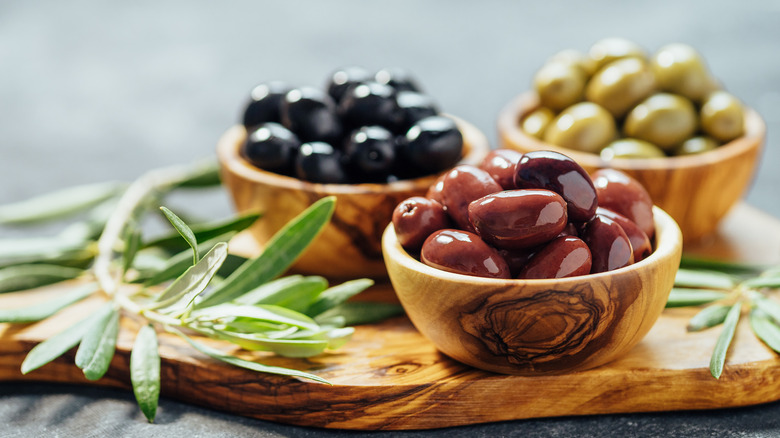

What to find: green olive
left=588, top=37, right=647, bottom=71
left=600, top=138, right=666, bottom=160
left=521, top=107, right=555, bottom=139
left=548, top=49, right=597, bottom=78
left=672, top=136, right=720, bottom=156
left=544, top=102, right=616, bottom=153
left=624, top=93, right=698, bottom=150
left=700, top=91, right=745, bottom=142
left=585, top=57, right=656, bottom=118
left=651, top=43, right=717, bottom=102
left=533, top=61, right=586, bottom=111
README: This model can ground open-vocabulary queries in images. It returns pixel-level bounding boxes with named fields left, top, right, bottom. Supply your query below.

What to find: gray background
left=1, top=0, right=779, bottom=437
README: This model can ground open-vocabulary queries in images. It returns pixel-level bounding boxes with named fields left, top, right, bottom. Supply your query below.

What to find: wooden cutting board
left=1, top=203, right=780, bottom=430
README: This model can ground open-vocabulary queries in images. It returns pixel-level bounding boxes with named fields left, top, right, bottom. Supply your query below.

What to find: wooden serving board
left=2, top=203, right=780, bottom=430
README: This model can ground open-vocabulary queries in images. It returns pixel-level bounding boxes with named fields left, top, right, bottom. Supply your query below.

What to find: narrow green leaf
left=675, top=268, right=736, bottom=290
left=710, top=301, right=742, bottom=379
left=195, top=197, right=335, bottom=309
left=169, top=160, right=221, bottom=189
left=750, top=293, right=780, bottom=324
left=208, top=329, right=329, bottom=358
left=138, top=233, right=237, bottom=287
left=0, top=264, right=84, bottom=293
left=130, top=324, right=161, bottom=423
left=169, top=327, right=330, bottom=384
left=687, top=304, right=730, bottom=332
left=749, top=310, right=780, bottom=353
left=0, top=181, right=125, bottom=225
left=21, top=303, right=114, bottom=374
left=0, top=283, right=97, bottom=323
left=75, top=309, right=120, bottom=381
left=0, top=237, right=90, bottom=267
left=143, top=211, right=261, bottom=253
left=122, top=228, right=143, bottom=277
left=665, top=288, right=729, bottom=308
left=305, top=279, right=374, bottom=317
left=159, top=207, right=199, bottom=265
left=680, top=255, right=766, bottom=275
left=191, top=303, right=319, bottom=331
left=235, top=276, right=328, bottom=313
left=743, top=277, right=780, bottom=290
left=314, top=302, right=404, bottom=326
left=57, top=198, right=118, bottom=242
left=150, top=243, right=228, bottom=313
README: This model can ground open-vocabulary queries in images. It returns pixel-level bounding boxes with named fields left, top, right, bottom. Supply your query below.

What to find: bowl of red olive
left=218, top=67, right=490, bottom=279
left=497, top=38, right=765, bottom=243
left=382, top=149, right=682, bottom=375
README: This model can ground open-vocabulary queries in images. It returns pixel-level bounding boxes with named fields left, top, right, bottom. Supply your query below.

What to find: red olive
left=468, top=189, right=568, bottom=249
left=392, top=197, right=450, bottom=252
left=558, top=222, right=579, bottom=238
left=591, top=168, right=655, bottom=238
left=596, top=207, right=652, bottom=262
left=421, top=229, right=511, bottom=279
left=581, top=214, right=634, bottom=273
left=440, top=165, right=502, bottom=232
left=518, top=236, right=592, bottom=279
left=514, top=150, right=598, bottom=222
left=426, top=173, right=446, bottom=204
left=479, top=149, right=523, bottom=190
left=497, top=247, right=538, bottom=278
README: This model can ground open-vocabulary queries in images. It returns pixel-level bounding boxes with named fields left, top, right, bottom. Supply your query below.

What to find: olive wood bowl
left=218, top=116, right=490, bottom=280
left=382, top=206, right=682, bottom=375
left=498, top=92, right=765, bottom=243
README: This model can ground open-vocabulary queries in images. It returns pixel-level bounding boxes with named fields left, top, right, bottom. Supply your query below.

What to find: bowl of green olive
left=498, top=38, right=766, bottom=243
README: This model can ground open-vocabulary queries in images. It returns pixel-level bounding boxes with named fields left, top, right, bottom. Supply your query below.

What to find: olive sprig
left=0, top=160, right=402, bottom=423
left=667, top=255, right=780, bottom=378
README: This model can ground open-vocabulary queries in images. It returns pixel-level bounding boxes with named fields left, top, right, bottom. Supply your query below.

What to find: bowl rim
left=382, top=205, right=682, bottom=286
left=497, top=92, right=766, bottom=171
left=217, top=114, right=490, bottom=195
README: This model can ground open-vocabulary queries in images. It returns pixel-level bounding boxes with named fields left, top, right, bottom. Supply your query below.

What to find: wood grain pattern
left=217, top=116, right=490, bottom=280
left=497, top=92, right=766, bottom=243
left=383, top=206, right=682, bottom=375
left=1, top=203, right=780, bottom=430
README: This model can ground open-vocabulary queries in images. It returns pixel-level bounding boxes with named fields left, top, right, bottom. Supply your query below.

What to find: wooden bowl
left=498, top=92, right=765, bottom=243
left=218, top=116, right=491, bottom=280
left=382, top=206, right=682, bottom=375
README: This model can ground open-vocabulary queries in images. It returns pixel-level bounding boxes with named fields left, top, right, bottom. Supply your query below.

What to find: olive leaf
left=679, top=254, right=765, bottom=276
left=749, top=292, right=780, bottom=324
left=143, top=211, right=261, bottom=253
left=150, top=242, right=228, bottom=313
left=743, top=277, right=780, bottom=290
left=21, top=303, right=115, bottom=374
left=190, top=303, right=320, bottom=331
left=137, top=233, right=238, bottom=287
left=195, top=197, right=335, bottom=309
left=0, top=237, right=91, bottom=268
left=750, top=309, right=780, bottom=353
left=130, top=324, right=161, bottom=423
left=665, top=288, right=729, bottom=308
left=0, top=264, right=85, bottom=293
left=315, top=302, right=405, bottom=326
left=122, top=227, right=143, bottom=278
left=0, top=181, right=125, bottom=225
left=169, top=327, right=331, bottom=385
left=159, top=207, right=199, bottom=265
left=75, top=308, right=120, bottom=381
left=205, top=328, right=331, bottom=358
left=675, top=268, right=736, bottom=290
left=687, top=304, right=731, bottom=332
left=0, top=283, right=97, bottom=323
left=305, top=278, right=375, bottom=317
left=168, top=160, right=221, bottom=189
left=710, top=301, right=742, bottom=379
left=235, top=275, right=328, bottom=313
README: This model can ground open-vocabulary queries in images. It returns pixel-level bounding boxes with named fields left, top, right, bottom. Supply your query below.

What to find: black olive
left=295, top=142, right=349, bottom=184
left=395, top=90, right=439, bottom=133
left=401, top=116, right=463, bottom=174
left=344, top=126, right=396, bottom=182
left=242, top=81, right=291, bottom=128
left=325, top=66, right=372, bottom=104
left=241, top=123, right=301, bottom=175
left=375, top=67, right=422, bottom=92
left=280, top=87, right=342, bottom=144
left=338, top=82, right=402, bottom=130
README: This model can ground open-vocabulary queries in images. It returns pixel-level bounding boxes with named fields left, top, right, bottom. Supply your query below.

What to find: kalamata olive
left=395, top=91, right=439, bottom=133
left=588, top=37, right=647, bottom=71
left=534, top=61, right=587, bottom=111
left=544, top=102, right=617, bottom=154
left=521, top=107, right=555, bottom=139
left=468, top=189, right=568, bottom=249
left=672, top=136, right=719, bottom=156
left=651, top=43, right=716, bottom=103
left=558, top=222, right=579, bottom=238
left=514, top=150, right=598, bottom=222
left=421, top=229, right=510, bottom=279
left=624, top=93, right=698, bottom=151
left=242, top=81, right=292, bottom=127
left=392, top=197, right=450, bottom=252
left=402, top=116, right=464, bottom=174
left=242, top=122, right=301, bottom=175
left=440, top=165, right=502, bottom=231
left=426, top=173, right=446, bottom=204
left=375, top=67, right=422, bottom=92
left=294, top=142, right=348, bottom=184
left=581, top=215, right=634, bottom=273
left=479, top=149, right=523, bottom=190
left=281, top=87, right=342, bottom=144
left=518, top=236, right=592, bottom=279
left=497, top=247, right=537, bottom=278
left=325, top=66, right=372, bottom=103
left=600, top=138, right=666, bottom=160
left=343, top=126, right=396, bottom=182
left=596, top=207, right=652, bottom=262
left=338, top=82, right=402, bottom=130
left=585, top=57, right=656, bottom=118
left=591, top=168, right=655, bottom=238
left=700, top=91, right=745, bottom=142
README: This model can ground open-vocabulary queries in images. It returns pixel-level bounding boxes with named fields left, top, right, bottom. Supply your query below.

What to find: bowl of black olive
left=497, top=38, right=765, bottom=243
left=218, top=67, right=490, bottom=279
